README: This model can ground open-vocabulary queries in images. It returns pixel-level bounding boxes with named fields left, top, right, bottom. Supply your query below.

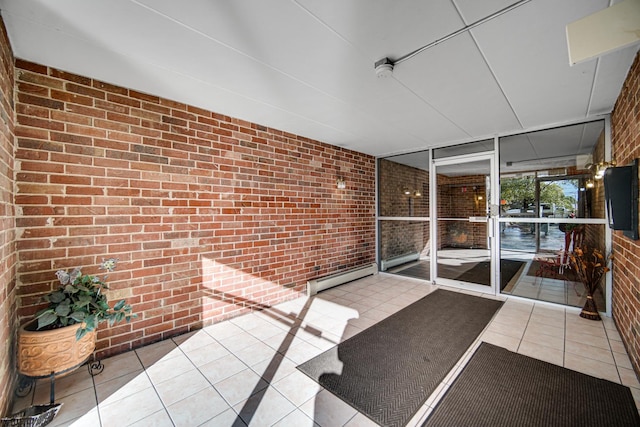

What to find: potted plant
left=568, top=246, right=611, bottom=320
left=18, top=258, right=135, bottom=378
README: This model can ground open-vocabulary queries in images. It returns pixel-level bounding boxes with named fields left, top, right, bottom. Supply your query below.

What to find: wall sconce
left=587, top=160, right=616, bottom=180
left=336, top=177, right=346, bottom=189
left=413, top=190, right=422, bottom=197
left=403, top=187, right=411, bottom=195
left=585, top=179, right=595, bottom=189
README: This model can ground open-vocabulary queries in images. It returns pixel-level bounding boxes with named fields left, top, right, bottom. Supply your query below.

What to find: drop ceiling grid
left=394, top=31, right=521, bottom=137
left=467, top=0, right=609, bottom=128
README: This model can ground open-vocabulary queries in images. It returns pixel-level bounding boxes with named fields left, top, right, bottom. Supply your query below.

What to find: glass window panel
left=499, top=121, right=605, bottom=219
left=378, top=151, right=429, bottom=217
left=433, top=139, right=493, bottom=159
left=378, top=220, right=430, bottom=280
left=500, top=223, right=607, bottom=309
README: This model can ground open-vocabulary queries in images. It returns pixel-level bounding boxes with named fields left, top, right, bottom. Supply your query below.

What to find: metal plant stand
left=15, top=354, right=104, bottom=404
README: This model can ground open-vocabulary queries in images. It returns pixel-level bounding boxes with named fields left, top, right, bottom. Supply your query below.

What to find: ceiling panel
left=294, top=0, right=464, bottom=60
left=396, top=32, right=521, bottom=136
left=0, top=0, right=637, bottom=157
left=453, top=0, right=525, bottom=24
left=470, top=0, right=609, bottom=127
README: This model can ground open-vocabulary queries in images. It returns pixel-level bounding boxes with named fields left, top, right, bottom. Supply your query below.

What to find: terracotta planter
left=18, top=322, right=96, bottom=378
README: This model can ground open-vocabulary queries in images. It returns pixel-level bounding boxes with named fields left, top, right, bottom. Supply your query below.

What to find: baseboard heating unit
left=379, top=252, right=420, bottom=271
left=307, top=263, right=378, bottom=297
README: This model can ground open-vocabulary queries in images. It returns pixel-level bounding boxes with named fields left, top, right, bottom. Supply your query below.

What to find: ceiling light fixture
left=374, top=57, right=394, bottom=78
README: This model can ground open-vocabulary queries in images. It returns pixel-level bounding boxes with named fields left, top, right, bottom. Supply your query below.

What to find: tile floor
left=11, top=273, right=640, bottom=426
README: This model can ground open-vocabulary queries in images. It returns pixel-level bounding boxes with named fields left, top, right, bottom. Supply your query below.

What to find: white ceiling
left=0, top=0, right=638, bottom=157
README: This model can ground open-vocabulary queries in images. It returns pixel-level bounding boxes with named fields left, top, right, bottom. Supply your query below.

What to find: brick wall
left=378, top=159, right=429, bottom=262
left=611, top=51, right=640, bottom=376
left=0, top=18, right=17, bottom=416
left=13, top=61, right=376, bottom=359
left=437, top=174, right=487, bottom=249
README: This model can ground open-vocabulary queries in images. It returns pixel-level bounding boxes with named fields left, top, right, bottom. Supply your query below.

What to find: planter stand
left=15, top=323, right=103, bottom=404
left=15, top=354, right=104, bottom=404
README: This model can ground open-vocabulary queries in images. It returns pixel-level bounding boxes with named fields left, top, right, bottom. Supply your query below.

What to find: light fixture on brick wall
left=587, top=160, right=616, bottom=180
left=337, top=177, right=346, bottom=189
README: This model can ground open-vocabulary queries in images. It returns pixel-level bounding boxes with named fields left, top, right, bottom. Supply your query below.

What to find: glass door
left=433, top=154, right=496, bottom=292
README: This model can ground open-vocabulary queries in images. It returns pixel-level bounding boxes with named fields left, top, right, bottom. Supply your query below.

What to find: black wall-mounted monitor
left=603, top=159, right=639, bottom=240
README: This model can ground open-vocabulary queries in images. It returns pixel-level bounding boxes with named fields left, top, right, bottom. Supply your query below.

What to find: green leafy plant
left=35, top=258, right=135, bottom=340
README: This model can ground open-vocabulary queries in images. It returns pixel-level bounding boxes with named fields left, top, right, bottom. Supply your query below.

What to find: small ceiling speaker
left=374, top=57, right=394, bottom=78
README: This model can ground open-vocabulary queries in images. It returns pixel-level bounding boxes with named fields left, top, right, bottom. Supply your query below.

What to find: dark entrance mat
left=395, top=259, right=524, bottom=289
left=423, top=342, right=640, bottom=427
left=297, top=289, right=503, bottom=427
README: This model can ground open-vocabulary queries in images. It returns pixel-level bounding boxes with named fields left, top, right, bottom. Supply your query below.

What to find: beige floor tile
left=217, top=330, right=262, bottom=353
left=273, top=408, right=318, bottom=427
left=246, top=321, right=292, bottom=341
left=610, top=339, right=628, bottom=354
left=49, top=408, right=100, bottom=427
left=619, top=366, right=640, bottom=389
left=33, top=369, right=94, bottom=403
left=530, top=307, right=565, bottom=326
left=486, top=320, right=526, bottom=339
left=565, top=317, right=607, bottom=337
left=145, top=353, right=195, bottom=385
left=99, top=386, right=164, bottom=426
left=155, top=368, right=211, bottom=406
left=215, top=368, right=268, bottom=406
left=614, top=351, right=634, bottom=370
left=167, top=386, right=231, bottom=427
left=234, top=341, right=280, bottom=367
left=273, top=370, right=322, bottom=406
left=128, top=409, right=174, bottom=427
left=280, top=340, right=324, bottom=365
left=93, top=350, right=144, bottom=385
left=199, top=408, right=247, bottom=426
left=606, top=327, right=623, bottom=342
left=234, top=386, right=297, bottom=426
left=525, top=319, right=564, bottom=338
left=230, top=312, right=275, bottom=332
left=564, top=340, right=615, bottom=365
left=199, top=353, right=248, bottom=384
left=566, top=330, right=610, bottom=350
left=480, top=331, right=520, bottom=352
left=249, top=353, right=298, bottom=384
left=518, top=341, right=564, bottom=366
left=564, top=353, right=620, bottom=383
left=501, top=298, right=534, bottom=312
left=203, top=320, right=246, bottom=341
left=522, top=328, right=564, bottom=350
left=135, top=339, right=180, bottom=368
left=300, top=389, right=358, bottom=427
left=305, top=332, right=341, bottom=351
left=181, top=339, right=230, bottom=367
left=95, top=370, right=151, bottom=404
left=172, top=329, right=217, bottom=352
left=359, top=308, right=389, bottom=322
